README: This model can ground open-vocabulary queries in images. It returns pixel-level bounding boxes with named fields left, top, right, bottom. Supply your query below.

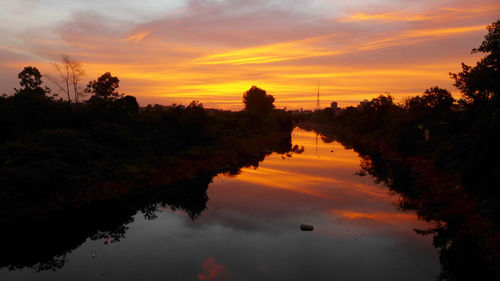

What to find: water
left=0, top=128, right=440, bottom=281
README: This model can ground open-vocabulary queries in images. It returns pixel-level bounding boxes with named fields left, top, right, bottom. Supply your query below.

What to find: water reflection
left=302, top=124, right=500, bottom=281
left=205, top=130, right=436, bottom=240
left=351, top=147, right=500, bottom=281
left=0, top=131, right=298, bottom=273
left=0, top=177, right=211, bottom=272
left=0, top=129, right=441, bottom=281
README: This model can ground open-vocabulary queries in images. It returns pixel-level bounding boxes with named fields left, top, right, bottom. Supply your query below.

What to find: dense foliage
left=0, top=72, right=294, bottom=223
left=243, top=85, right=275, bottom=115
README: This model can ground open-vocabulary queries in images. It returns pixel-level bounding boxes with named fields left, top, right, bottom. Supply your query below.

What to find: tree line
left=0, top=60, right=293, bottom=224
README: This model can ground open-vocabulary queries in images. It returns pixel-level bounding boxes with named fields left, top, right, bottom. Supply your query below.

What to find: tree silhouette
left=243, top=86, right=275, bottom=115
left=405, top=86, right=454, bottom=113
left=85, top=72, right=122, bottom=101
left=47, top=55, right=85, bottom=103
left=451, top=19, right=500, bottom=104
left=17, top=66, right=43, bottom=91
left=368, top=94, right=396, bottom=112
left=423, top=87, right=454, bottom=110
left=116, top=95, right=139, bottom=113
left=14, top=66, right=52, bottom=97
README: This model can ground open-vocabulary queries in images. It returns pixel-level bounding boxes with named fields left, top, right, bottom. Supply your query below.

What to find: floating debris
left=300, top=224, right=314, bottom=231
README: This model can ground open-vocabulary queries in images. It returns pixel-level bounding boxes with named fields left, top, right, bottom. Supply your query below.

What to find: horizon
left=1, top=0, right=499, bottom=110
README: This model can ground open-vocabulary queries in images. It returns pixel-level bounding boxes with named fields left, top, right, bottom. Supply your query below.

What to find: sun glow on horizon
left=1, top=0, right=498, bottom=109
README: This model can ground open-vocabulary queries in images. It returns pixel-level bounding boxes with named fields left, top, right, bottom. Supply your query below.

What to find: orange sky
left=1, top=0, right=499, bottom=109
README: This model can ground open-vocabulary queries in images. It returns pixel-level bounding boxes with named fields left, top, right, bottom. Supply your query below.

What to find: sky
left=1, top=0, right=499, bottom=110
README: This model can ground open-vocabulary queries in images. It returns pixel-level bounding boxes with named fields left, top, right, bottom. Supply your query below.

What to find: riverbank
left=0, top=90, right=295, bottom=224
left=298, top=120, right=499, bottom=281
left=0, top=128, right=299, bottom=271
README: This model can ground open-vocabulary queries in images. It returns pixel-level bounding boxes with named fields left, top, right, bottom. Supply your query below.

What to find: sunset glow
left=1, top=0, right=498, bottom=109
left=332, top=210, right=418, bottom=223
left=230, top=129, right=399, bottom=208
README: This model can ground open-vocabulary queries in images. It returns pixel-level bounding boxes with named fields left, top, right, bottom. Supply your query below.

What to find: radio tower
left=315, top=81, right=320, bottom=110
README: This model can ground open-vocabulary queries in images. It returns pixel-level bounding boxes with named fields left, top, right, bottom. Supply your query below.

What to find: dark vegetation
left=0, top=68, right=302, bottom=270
left=1, top=176, right=211, bottom=271
left=299, top=19, right=500, bottom=281
left=0, top=67, right=295, bottom=227
left=1, top=131, right=300, bottom=271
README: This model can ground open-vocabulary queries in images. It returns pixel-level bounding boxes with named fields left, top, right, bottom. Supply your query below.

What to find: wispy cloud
left=193, top=35, right=342, bottom=65
left=342, top=11, right=436, bottom=23
left=192, top=24, right=485, bottom=66
left=339, top=3, right=500, bottom=23
left=0, top=0, right=498, bottom=109
left=126, top=32, right=151, bottom=43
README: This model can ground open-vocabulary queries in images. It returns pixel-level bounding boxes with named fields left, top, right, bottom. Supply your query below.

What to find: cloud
left=0, top=0, right=498, bottom=109
left=193, top=35, right=343, bottom=65
left=342, top=11, right=436, bottom=23
left=126, top=32, right=151, bottom=43
left=191, top=24, right=484, bottom=66
left=339, top=3, right=500, bottom=23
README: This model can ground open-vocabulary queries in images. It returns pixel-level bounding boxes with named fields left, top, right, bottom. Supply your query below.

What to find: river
left=0, top=128, right=440, bottom=281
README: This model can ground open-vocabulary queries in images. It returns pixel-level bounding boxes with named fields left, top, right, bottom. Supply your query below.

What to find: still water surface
left=1, top=128, right=440, bottom=281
